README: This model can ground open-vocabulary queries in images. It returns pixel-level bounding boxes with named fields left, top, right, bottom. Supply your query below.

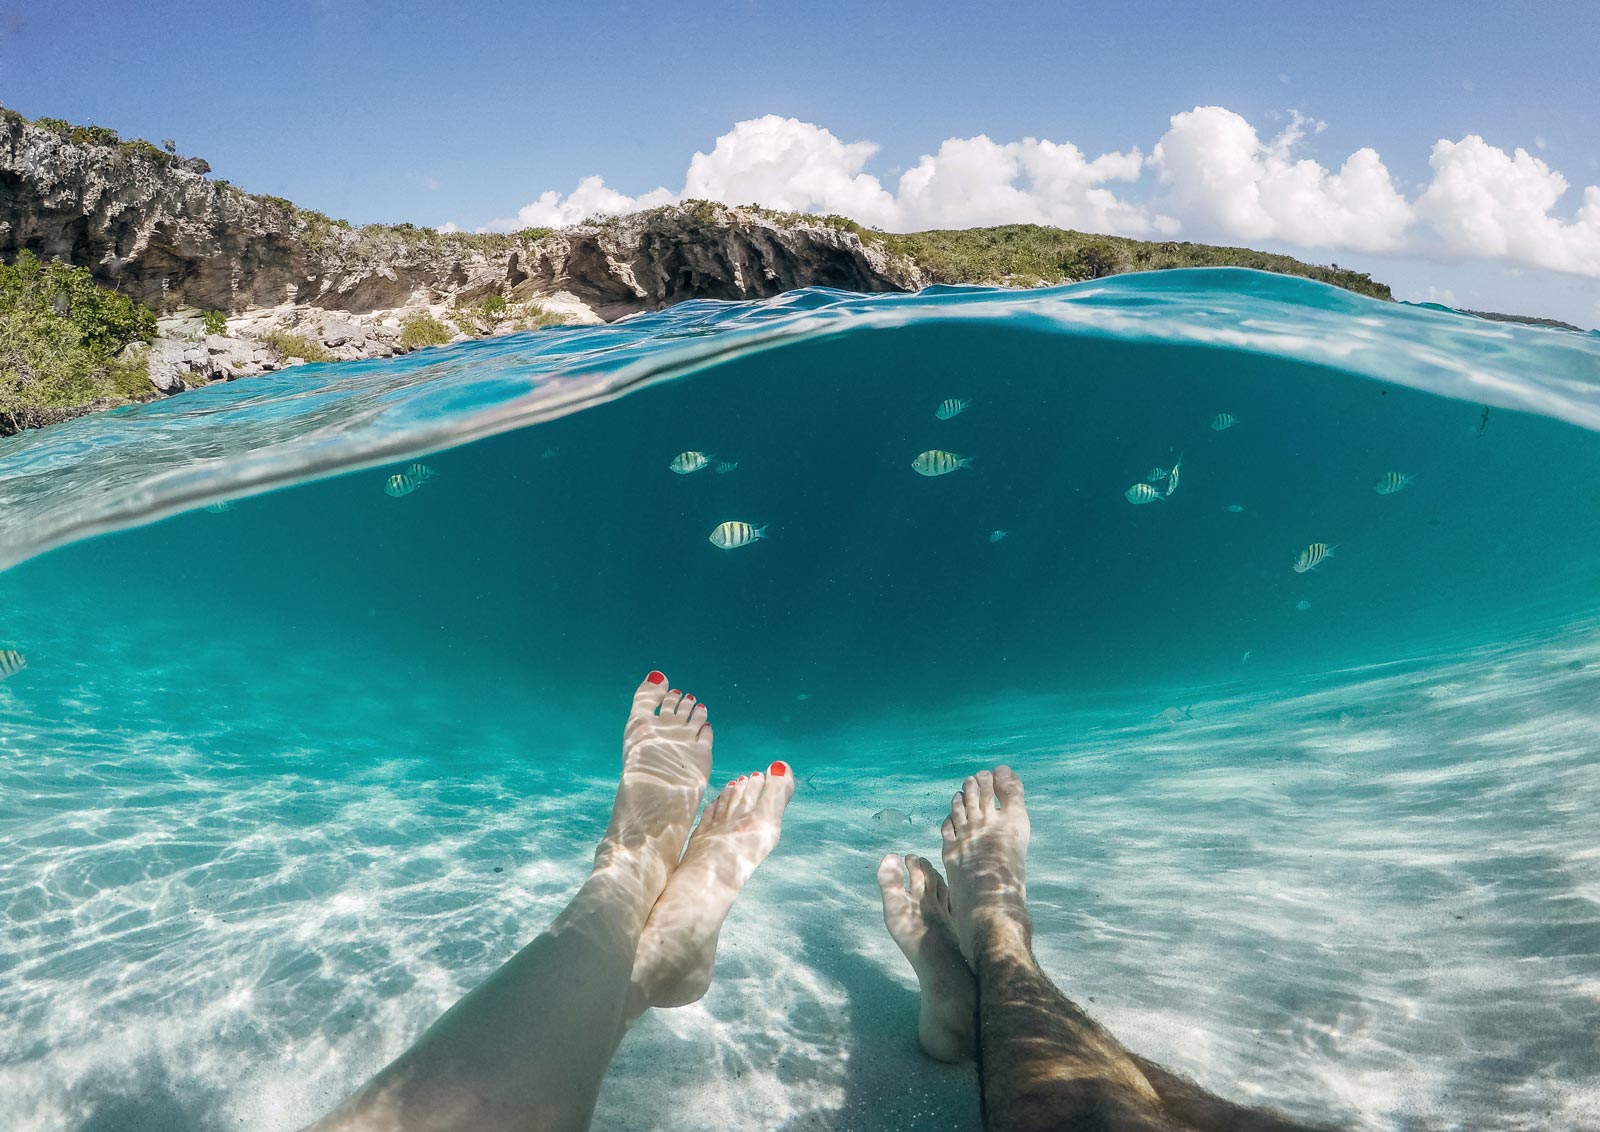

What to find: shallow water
left=2, top=270, right=1599, bottom=1130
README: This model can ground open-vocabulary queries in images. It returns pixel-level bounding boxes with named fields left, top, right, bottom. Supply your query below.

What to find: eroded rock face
left=0, top=114, right=917, bottom=320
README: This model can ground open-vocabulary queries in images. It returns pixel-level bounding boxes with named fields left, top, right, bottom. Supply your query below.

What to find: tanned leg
left=942, top=767, right=1334, bottom=1132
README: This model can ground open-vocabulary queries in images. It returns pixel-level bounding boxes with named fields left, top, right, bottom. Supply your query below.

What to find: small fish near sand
left=935, top=398, right=971, bottom=420
left=1210, top=413, right=1240, bottom=431
left=912, top=450, right=973, bottom=477
left=0, top=649, right=26, bottom=680
left=872, top=808, right=913, bottom=826
left=1293, top=542, right=1336, bottom=573
left=714, top=461, right=740, bottom=475
left=709, top=520, right=768, bottom=550
left=384, top=473, right=420, bottom=498
left=1125, top=482, right=1165, bottom=505
left=1373, top=471, right=1415, bottom=495
left=989, top=529, right=1009, bottom=544
left=669, top=451, right=714, bottom=475
left=1158, top=706, right=1193, bottom=724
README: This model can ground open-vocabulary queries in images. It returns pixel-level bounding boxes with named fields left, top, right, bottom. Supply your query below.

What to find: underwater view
left=3, top=269, right=1600, bottom=1131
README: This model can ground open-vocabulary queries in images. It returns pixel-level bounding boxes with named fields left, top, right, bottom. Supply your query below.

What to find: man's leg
left=309, top=673, right=711, bottom=1132
left=882, top=765, right=1333, bottom=1132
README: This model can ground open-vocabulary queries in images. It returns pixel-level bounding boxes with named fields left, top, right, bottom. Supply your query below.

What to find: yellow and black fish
left=709, top=521, right=768, bottom=549
left=0, top=649, right=26, bottom=680
left=384, top=473, right=419, bottom=498
left=1293, top=542, right=1336, bottom=573
left=911, top=450, right=973, bottom=477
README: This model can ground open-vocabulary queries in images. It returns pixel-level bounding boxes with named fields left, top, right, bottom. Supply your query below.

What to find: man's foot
left=941, top=766, right=1031, bottom=961
left=877, top=853, right=978, bottom=1062
left=592, top=672, right=715, bottom=910
left=629, top=762, right=797, bottom=1012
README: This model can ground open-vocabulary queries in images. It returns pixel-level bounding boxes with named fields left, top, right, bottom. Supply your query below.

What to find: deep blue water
left=2, top=270, right=1599, bottom=1131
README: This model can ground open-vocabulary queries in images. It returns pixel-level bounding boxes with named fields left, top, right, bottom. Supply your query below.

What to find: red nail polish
left=685, top=694, right=695, bottom=701
left=646, top=671, right=665, bottom=685
left=769, top=761, right=788, bottom=777
left=669, top=689, right=680, bottom=696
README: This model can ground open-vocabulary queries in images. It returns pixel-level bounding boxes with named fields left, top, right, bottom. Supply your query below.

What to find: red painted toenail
left=669, top=689, right=680, bottom=696
left=685, top=694, right=694, bottom=701
left=646, top=671, right=665, bottom=685
left=769, top=761, right=789, bottom=777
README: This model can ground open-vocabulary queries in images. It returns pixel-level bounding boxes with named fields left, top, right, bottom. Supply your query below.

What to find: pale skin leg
left=310, top=672, right=712, bottom=1132
left=882, top=766, right=1333, bottom=1132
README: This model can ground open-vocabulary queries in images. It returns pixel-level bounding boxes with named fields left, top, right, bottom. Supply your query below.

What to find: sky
left=5, top=0, right=1600, bottom=327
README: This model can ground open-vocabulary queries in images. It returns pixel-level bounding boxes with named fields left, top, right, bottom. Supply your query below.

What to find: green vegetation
left=399, top=313, right=452, bottom=350
left=202, top=310, right=228, bottom=335
left=0, top=251, right=157, bottom=432
left=517, top=227, right=555, bottom=241
left=259, top=329, right=332, bottom=363
left=511, top=302, right=567, bottom=331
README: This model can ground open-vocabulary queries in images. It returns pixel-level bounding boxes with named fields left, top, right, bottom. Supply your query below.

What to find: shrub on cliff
left=0, top=251, right=157, bottom=430
left=399, top=314, right=452, bottom=350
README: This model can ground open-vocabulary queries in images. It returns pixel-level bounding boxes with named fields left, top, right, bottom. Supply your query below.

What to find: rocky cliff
left=0, top=110, right=915, bottom=322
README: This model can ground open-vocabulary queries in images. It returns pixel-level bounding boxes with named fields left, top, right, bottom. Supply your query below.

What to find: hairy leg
left=943, top=766, right=1332, bottom=1132
left=309, top=673, right=712, bottom=1132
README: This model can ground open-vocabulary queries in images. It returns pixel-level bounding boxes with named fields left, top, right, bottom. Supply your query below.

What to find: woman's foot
left=941, top=766, right=1031, bottom=961
left=877, top=853, right=978, bottom=1062
left=592, top=672, right=715, bottom=916
left=630, top=762, right=797, bottom=1012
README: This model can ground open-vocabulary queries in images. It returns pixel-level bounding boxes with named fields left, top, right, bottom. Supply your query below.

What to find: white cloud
left=471, top=110, right=1600, bottom=282
left=1415, top=136, right=1600, bottom=276
left=1150, top=107, right=1413, bottom=253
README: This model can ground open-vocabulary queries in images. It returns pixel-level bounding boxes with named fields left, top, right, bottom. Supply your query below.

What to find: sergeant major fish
left=714, top=461, right=740, bottom=475
left=989, top=529, right=1009, bottom=543
left=935, top=398, right=971, bottom=420
left=912, top=450, right=974, bottom=477
left=406, top=462, right=438, bottom=483
left=710, top=521, right=768, bottom=549
left=670, top=451, right=714, bottom=474
left=1373, top=471, right=1415, bottom=495
left=1293, top=542, right=1336, bottom=573
left=1146, top=467, right=1171, bottom=483
left=203, top=501, right=233, bottom=514
left=384, top=473, right=419, bottom=498
left=1125, top=483, right=1165, bottom=504
left=1164, top=453, right=1185, bottom=497
left=0, top=649, right=25, bottom=680
left=1210, top=413, right=1240, bottom=431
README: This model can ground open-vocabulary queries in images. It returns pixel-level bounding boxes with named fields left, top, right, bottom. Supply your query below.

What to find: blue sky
left=5, top=1, right=1600, bottom=325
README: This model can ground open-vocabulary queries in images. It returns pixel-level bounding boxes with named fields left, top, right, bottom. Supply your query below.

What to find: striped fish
left=709, top=520, right=768, bottom=550
left=203, top=501, right=233, bottom=514
left=1145, top=466, right=1170, bottom=483
left=1125, top=482, right=1166, bottom=504
left=406, top=462, right=438, bottom=483
left=911, top=450, right=974, bottom=477
left=989, top=529, right=1009, bottom=544
left=714, top=461, right=739, bottom=475
left=934, top=398, right=971, bottom=420
left=1164, top=454, right=1184, bottom=497
left=1293, top=542, right=1336, bottom=573
left=0, top=649, right=25, bottom=680
left=384, top=473, right=419, bottom=498
left=1210, top=413, right=1240, bottom=431
left=669, top=451, right=713, bottom=474
left=1373, top=471, right=1414, bottom=495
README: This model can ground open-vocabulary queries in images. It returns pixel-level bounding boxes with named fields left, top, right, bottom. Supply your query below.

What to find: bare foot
left=941, top=766, right=1030, bottom=961
left=629, top=761, right=797, bottom=1013
left=592, top=673, right=715, bottom=910
left=877, top=853, right=978, bottom=1062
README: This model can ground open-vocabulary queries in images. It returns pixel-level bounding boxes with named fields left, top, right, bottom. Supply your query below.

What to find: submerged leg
left=876, top=851, right=978, bottom=1062
left=932, top=766, right=1330, bottom=1132
left=628, top=761, right=797, bottom=1013
left=310, top=672, right=712, bottom=1132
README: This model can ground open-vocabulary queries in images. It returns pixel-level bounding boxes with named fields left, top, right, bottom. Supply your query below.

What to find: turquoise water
left=2, top=269, right=1599, bottom=1130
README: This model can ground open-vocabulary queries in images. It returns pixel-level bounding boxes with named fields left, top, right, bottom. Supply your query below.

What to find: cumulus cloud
left=486, top=115, right=1169, bottom=238
left=1150, top=107, right=1412, bottom=252
left=477, top=109, right=1600, bottom=280
left=1415, top=136, right=1600, bottom=276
